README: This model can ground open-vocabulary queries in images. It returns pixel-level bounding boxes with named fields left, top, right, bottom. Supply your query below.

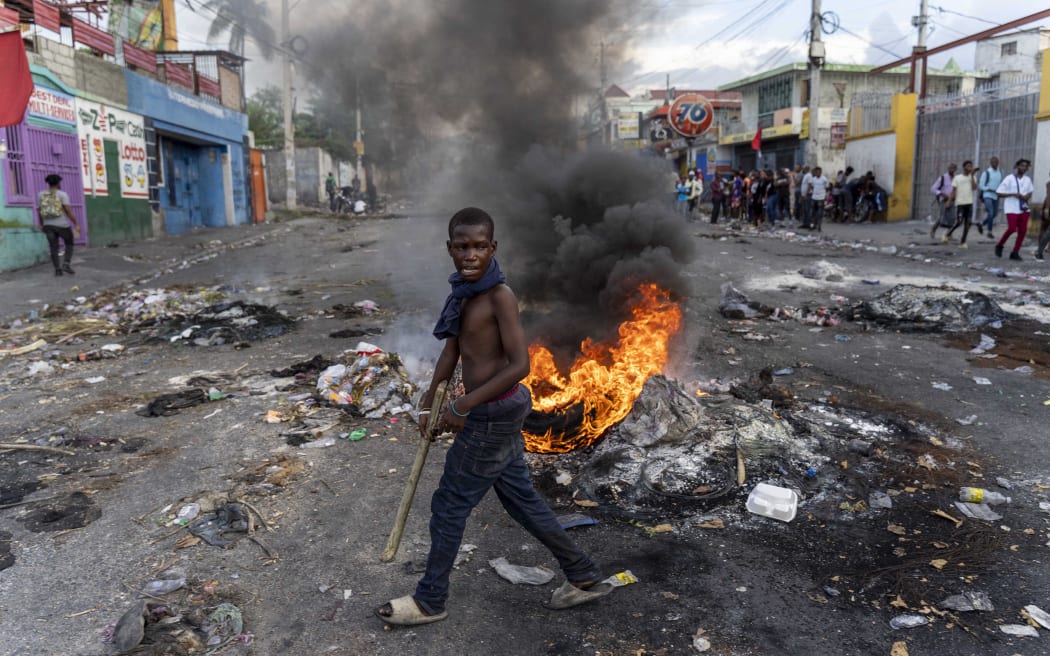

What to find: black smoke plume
left=303, top=1, right=695, bottom=351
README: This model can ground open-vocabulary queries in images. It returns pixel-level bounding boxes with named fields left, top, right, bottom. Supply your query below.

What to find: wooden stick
left=0, top=443, right=75, bottom=456
left=0, top=339, right=47, bottom=357
left=380, top=380, right=448, bottom=562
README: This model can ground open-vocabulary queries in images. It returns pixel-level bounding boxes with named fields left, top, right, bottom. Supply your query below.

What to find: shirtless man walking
left=376, top=207, right=609, bottom=626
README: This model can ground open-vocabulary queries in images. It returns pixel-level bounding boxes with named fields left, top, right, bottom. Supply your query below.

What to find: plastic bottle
left=174, top=503, right=201, bottom=525
left=958, top=487, right=1010, bottom=505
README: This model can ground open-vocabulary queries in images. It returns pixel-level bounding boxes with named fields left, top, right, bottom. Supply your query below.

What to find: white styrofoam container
left=746, top=482, right=799, bottom=522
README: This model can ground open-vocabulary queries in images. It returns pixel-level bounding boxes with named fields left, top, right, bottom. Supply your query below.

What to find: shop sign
left=617, top=113, right=640, bottom=139
left=668, top=93, right=714, bottom=138
left=27, top=86, right=76, bottom=126
left=74, top=99, right=148, bottom=199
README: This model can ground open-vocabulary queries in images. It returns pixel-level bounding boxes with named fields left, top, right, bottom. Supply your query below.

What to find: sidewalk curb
left=0, top=223, right=291, bottom=326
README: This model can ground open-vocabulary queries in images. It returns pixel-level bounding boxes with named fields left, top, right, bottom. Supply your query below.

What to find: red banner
left=123, top=41, right=157, bottom=73
left=197, top=75, right=221, bottom=98
left=0, top=6, right=19, bottom=27
left=72, top=17, right=114, bottom=55
left=164, top=62, right=193, bottom=87
left=0, top=31, right=33, bottom=126
left=33, top=0, right=61, bottom=33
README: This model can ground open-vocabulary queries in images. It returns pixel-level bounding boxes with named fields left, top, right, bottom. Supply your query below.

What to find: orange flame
left=523, top=283, right=682, bottom=453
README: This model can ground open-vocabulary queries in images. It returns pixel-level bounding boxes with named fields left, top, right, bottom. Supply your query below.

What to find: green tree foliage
left=247, top=86, right=283, bottom=148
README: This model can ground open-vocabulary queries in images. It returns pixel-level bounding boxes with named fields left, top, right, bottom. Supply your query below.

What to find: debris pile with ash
left=849, top=284, right=1012, bottom=331
left=532, top=374, right=938, bottom=520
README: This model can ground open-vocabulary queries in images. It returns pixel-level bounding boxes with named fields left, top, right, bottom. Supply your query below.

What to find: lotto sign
left=668, top=94, right=714, bottom=138
left=74, top=99, right=149, bottom=199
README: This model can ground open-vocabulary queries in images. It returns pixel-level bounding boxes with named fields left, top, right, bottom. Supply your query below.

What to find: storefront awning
left=0, top=31, right=33, bottom=127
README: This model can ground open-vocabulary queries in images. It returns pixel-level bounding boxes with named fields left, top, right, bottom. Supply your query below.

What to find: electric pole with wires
left=807, top=0, right=824, bottom=168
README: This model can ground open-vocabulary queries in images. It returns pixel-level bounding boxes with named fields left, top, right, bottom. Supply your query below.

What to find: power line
left=756, top=29, right=807, bottom=71
left=930, top=5, right=998, bottom=26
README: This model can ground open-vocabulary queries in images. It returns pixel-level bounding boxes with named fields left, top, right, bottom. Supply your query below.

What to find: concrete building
left=717, top=62, right=985, bottom=174
left=1, top=7, right=254, bottom=273
left=975, top=28, right=1050, bottom=84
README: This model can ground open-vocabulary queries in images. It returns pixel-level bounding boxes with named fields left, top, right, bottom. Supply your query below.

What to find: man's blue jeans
left=765, top=195, right=779, bottom=225
left=982, top=196, right=998, bottom=232
left=414, top=385, right=599, bottom=614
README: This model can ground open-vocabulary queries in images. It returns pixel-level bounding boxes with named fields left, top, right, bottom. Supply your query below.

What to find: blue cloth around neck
left=432, top=258, right=506, bottom=339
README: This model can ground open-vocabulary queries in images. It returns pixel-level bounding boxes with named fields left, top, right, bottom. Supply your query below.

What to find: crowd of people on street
left=669, top=156, right=1050, bottom=261
left=672, top=164, right=888, bottom=231
left=928, top=156, right=1050, bottom=261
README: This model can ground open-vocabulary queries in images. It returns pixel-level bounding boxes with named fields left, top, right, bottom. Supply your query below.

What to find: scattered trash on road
left=889, top=614, right=929, bottom=629
left=938, top=591, right=994, bottom=612
left=488, top=557, right=554, bottom=585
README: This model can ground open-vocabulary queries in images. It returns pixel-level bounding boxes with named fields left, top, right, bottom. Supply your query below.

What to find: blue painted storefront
left=125, top=71, right=248, bottom=234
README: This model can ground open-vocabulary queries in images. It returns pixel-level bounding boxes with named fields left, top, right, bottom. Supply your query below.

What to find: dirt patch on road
left=944, top=319, right=1050, bottom=380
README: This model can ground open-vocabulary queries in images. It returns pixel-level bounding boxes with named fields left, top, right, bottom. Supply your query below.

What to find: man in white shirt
left=945, top=160, right=976, bottom=247
left=806, top=166, right=829, bottom=231
left=994, top=159, right=1034, bottom=261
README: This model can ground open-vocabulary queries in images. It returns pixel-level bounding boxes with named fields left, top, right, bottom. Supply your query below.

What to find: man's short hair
left=448, top=207, right=495, bottom=240
left=962, top=160, right=973, bottom=167
left=1015, top=158, right=1030, bottom=168
left=45, top=173, right=62, bottom=185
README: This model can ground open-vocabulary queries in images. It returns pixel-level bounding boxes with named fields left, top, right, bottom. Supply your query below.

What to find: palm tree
left=201, top=0, right=276, bottom=59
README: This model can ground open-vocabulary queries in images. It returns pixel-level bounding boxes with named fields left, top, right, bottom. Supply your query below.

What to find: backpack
left=39, top=191, right=64, bottom=219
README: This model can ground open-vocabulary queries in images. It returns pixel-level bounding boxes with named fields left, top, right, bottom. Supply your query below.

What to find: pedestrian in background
left=675, top=176, right=689, bottom=215
left=946, top=160, right=977, bottom=248
left=994, top=158, right=1033, bottom=261
left=36, top=173, right=79, bottom=276
left=929, top=163, right=957, bottom=241
left=977, top=156, right=1002, bottom=239
left=806, top=166, right=829, bottom=231
left=709, top=174, right=725, bottom=224
left=1035, top=170, right=1050, bottom=261
left=799, top=167, right=813, bottom=228
left=730, top=170, right=744, bottom=220
left=325, top=172, right=337, bottom=212
left=686, top=170, right=703, bottom=219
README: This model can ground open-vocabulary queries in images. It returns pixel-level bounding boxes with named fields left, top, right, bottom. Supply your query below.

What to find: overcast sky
left=175, top=0, right=1050, bottom=97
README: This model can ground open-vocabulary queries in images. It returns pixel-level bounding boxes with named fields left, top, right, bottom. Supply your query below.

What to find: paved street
left=0, top=212, right=1048, bottom=656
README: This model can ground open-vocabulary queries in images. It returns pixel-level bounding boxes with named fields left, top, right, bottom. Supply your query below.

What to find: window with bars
left=1001, top=42, right=1017, bottom=56
left=3, top=125, right=31, bottom=205
left=758, top=78, right=793, bottom=114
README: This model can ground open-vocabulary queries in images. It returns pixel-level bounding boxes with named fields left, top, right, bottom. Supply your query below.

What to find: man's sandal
left=374, top=595, right=448, bottom=626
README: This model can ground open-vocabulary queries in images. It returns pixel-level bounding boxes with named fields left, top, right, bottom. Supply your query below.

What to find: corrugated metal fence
left=913, top=76, right=1040, bottom=221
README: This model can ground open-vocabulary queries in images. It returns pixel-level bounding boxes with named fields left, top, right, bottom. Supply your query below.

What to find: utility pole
left=599, top=41, right=608, bottom=144
left=355, top=76, right=363, bottom=184
left=911, top=0, right=930, bottom=96
left=807, top=0, right=824, bottom=168
left=281, top=0, right=296, bottom=209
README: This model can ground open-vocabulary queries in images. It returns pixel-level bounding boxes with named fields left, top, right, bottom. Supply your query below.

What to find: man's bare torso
left=458, top=285, right=512, bottom=393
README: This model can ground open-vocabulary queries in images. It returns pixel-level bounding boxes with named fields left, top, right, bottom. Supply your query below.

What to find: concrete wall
left=845, top=133, right=896, bottom=193
left=265, top=147, right=341, bottom=207
left=26, top=36, right=129, bottom=106
left=1032, top=52, right=1050, bottom=208
left=843, top=93, right=916, bottom=222
left=73, top=52, right=128, bottom=106
left=26, top=36, right=77, bottom=90
left=0, top=181, right=44, bottom=271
